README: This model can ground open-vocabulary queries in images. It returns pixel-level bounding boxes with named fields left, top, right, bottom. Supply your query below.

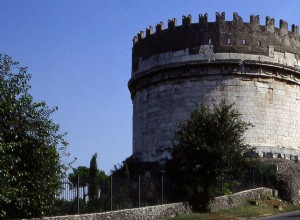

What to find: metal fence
left=54, top=174, right=167, bottom=215
left=53, top=168, right=276, bottom=216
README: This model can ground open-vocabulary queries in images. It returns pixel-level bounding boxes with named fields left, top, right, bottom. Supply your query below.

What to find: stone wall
left=42, top=202, right=191, bottom=220
left=130, top=61, right=300, bottom=162
left=132, top=13, right=300, bottom=72
left=262, top=158, right=300, bottom=204
left=129, top=13, right=300, bottom=163
left=41, top=188, right=282, bottom=218
left=209, top=187, right=276, bottom=212
left=128, top=13, right=300, bottom=162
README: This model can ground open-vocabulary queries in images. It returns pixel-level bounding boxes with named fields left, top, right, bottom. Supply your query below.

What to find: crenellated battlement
left=129, top=12, right=300, bottom=165
left=216, top=12, right=225, bottom=22
left=133, top=12, right=299, bottom=42
left=168, top=18, right=177, bottom=30
left=250, top=14, right=260, bottom=25
left=132, top=12, right=300, bottom=72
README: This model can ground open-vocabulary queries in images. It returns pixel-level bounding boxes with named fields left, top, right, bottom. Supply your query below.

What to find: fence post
left=252, top=167, right=255, bottom=188
left=243, top=171, right=245, bottom=190
left=138, top=175, right=140, bottom=208
left=110, top=174, right=113, bottom=211
left=77, top=175, right=80, bottom=215
left=161, top=174, right=164, bottom=205
left=221, top=172, right=224, bottom=195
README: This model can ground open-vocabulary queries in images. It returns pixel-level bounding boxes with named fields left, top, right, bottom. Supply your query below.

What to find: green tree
left=68, top=166, right=89, bottom=202
left=166, top=100, right=252, bottom=211
left=68, top=160, right=108, bottom=212
left=88, top=153, right=99, bottom=209
left=0, top=54, right=70, bottom=218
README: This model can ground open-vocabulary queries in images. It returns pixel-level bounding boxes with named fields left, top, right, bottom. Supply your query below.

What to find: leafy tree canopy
left=68, top=162, right=108, bottom=188
left=0, top=54, right=70, bottom=218
left=68, top=166, right=90, bottom=188
left=68, top=154, right=108, bottom=209
left=166, top=100, right=252, bottom=211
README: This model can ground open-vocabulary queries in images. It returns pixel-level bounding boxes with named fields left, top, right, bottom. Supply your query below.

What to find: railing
left=53, top=169, right=276, bottom=216
left=54, top=175, right=167, bottom=215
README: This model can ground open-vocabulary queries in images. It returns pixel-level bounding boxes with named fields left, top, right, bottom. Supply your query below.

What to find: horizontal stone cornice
left=128, top=52, right=300, bottom=97
left=132, top=50, right=300, bottom=77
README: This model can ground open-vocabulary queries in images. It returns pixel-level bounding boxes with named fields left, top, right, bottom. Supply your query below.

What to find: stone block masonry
left=209, top=187, right=277, bottom=212
left=262, top=158, right=300, bottom=204
left=41, top=202, right=191, bottom=220
left=128, top=12, right=300, bottom=163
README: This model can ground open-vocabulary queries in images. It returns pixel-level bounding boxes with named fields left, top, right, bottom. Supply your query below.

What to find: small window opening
left=258, top=40, right=262, bottom=46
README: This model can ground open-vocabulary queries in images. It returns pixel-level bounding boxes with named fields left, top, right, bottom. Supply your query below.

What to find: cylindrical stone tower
left=128, top=12, right=300, bottom=162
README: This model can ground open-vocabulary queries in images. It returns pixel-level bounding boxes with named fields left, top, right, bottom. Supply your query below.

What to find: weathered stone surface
left=40, top=202, right=191, bottom=220
left=262, top=158, right=300, bottom=204
left=130, top=67, right=300, bottom=162
left=209, top=187, right=276, bottom=212
left=132, top=13, right=300, bottom=73
left=133, top=51, right=300, bottom=77
left=128, top=13, right=300, bottom=163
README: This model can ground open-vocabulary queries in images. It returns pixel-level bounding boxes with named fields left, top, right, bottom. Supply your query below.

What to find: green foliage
left=68, top=160, right=108, bottom=190
left=68, top=154, right=108, bottom=212
left=68, top=166, right=90, bottom=187
left=166, top=100, right=252, bottom=211
left=247, top=159, right=281, bottom=190
left=88, top=153, right=99, bottom=210
left=68, top=166, right=90, bottom=202
left=0, top=54, right=70, bottom=218
left=110, top=157, right=164, bottom=209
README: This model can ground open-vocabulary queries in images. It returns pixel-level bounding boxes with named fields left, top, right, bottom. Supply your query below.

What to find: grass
left=165, top=197, right=300, bottom=220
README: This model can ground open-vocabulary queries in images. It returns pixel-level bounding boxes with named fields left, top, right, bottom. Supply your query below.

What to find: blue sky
left=1, top=0, right=299, bottom=174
